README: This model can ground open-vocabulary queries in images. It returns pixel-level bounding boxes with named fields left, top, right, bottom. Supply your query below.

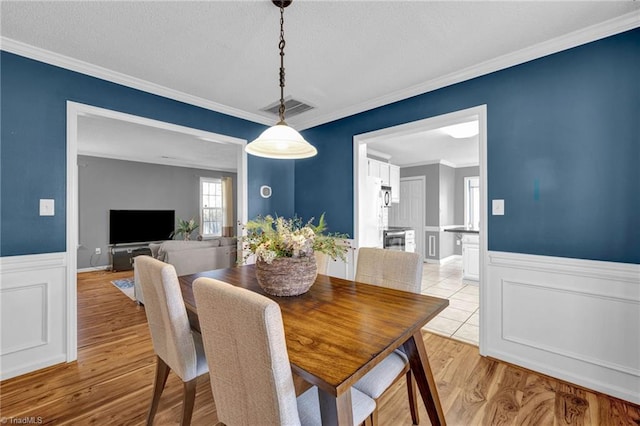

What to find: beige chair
left=353, top=247, right=423, bottom=425
left=136, top=256, right=208, bottom=426
left=193, top=277, right=376, bottom=426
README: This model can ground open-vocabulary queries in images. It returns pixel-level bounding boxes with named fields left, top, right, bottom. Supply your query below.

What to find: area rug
left=111, top=277, right=135, bottom=301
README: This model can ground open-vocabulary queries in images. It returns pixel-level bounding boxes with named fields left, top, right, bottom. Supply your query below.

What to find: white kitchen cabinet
left=367, top=159, right=380, bottom=179
left=462, top=234, right=479, bottom=281
left=379, top=162, right=390, bottom=186
left=367, top=158, right=397, bottom=189
left=389, top=164, right=400, bottom=203
left=404, top=229, right=416, bottom=253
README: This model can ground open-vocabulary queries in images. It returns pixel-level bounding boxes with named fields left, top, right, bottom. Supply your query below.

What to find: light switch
left=492, top=199, right=505, bottom=216
left=40, top=199, right=55, bottom=216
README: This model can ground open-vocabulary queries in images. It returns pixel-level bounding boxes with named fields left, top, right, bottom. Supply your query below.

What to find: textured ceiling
left=2, top=1, right=638, bottom=131
left=77, top=114, right=241, bottom=172
left=366, top=123, right=480, bottom=168
left=2, top=1, right=638, bottom=169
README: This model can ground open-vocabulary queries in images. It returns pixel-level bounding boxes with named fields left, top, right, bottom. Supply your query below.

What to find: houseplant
left=172, top=218, right=199, bottom=241
left=241, top=214, right=348, bottom=296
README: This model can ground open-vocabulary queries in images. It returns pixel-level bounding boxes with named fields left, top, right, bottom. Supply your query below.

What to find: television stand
left=110, top=244, right=152, bottom=272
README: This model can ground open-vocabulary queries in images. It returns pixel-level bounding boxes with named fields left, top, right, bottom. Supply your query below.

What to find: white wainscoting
left=0, top=252, right=68, bottom=380
left=484, top=251, right=640, bottom=404
left=328, top=239, right=355, bottom=280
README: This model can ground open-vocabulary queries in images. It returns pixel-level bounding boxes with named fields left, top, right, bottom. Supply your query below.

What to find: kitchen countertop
left=384, top=226, right=414, bottom=232
left=444, top=227, right=480, bottom=234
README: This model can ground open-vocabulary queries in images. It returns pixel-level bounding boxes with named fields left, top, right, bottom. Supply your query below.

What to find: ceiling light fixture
left=245, top=0, right=317, bottom=160
left=441, top=121, right=479, bottom=139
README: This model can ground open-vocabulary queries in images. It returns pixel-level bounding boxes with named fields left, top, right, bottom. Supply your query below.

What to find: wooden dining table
left=179, top=264, right=449, bottom=426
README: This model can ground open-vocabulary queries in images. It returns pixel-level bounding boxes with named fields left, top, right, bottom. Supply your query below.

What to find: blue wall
left=3, top=28, right=638, bottom=263
left=0, top=51, right=295, bottom=257
left=295, top=29, right=640, bottom=264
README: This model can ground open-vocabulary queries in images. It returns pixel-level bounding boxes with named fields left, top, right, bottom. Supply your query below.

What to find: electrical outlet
left=95, top=248, right=101, bottom=255
left=456, top=240, right=461, bottom=246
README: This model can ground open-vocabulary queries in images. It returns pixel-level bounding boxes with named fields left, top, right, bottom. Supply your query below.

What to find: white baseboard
left=484, top=251, right=640, bottom=404
left=77, top=265, right=111, bottom=273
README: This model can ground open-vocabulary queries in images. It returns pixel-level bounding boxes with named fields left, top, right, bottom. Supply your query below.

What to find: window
left=200, top=177, right=223, bottom=237
left=464, top=176, right=480, bottom=230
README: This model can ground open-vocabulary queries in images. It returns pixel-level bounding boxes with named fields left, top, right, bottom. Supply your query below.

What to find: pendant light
left=245, top=0, right=317, bottom=159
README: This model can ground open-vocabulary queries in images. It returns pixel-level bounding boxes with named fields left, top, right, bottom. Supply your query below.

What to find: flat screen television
left=109, top=210, right=175, bottom=245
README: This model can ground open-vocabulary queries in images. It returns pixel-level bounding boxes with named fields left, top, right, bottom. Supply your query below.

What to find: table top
left=179, top=264, right=448, bottom=397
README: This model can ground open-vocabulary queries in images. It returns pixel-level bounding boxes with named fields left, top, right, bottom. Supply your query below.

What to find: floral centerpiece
left=241, top=214, right=348, bottom=296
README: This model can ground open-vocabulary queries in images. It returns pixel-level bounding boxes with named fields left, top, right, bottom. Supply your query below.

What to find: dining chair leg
left=147, top=356, right=171, bottom=425
left=369, top=405, right=378, bottom=426
left=406, top=371, right=420, bottom=425
left=180, top=378, right=198, bottom=426
left=361, top=408, right=376, bottom=426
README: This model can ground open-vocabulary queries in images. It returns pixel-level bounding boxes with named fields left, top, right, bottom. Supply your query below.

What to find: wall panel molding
left=501, top=279, right=639, bottom=377
left=488, top=251, right=639, bottom=284
left=0, top=253, right=68, bottom=380
left=484, top=251, right=640, bottom=404
left=1, top=252, right=66, bottom=272
left=1, top=283, right=48, bottom=356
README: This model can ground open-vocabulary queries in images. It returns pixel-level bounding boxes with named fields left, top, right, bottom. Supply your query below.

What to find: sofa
left=134, top=237, right=237, bottom=304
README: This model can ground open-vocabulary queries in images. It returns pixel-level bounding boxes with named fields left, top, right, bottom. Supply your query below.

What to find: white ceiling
left=366, top=121, right=480, bottom=168
left=77, top=114, right=240, bottom=172
left=2, top=1, right=638, bottom=168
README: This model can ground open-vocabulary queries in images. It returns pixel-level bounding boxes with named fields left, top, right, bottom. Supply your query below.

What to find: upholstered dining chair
left=353, top=247, right=423, bottom=425
left=193, top=277, right=376, bottom=426
left=136, top=255, right=209, bottom=426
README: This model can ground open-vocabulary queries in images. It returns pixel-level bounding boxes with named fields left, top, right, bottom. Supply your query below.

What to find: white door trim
left=66, top=101, right=248, bottom=362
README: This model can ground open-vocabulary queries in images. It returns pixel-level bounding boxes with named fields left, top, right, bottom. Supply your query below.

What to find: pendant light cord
left=278, top=4, right=287, bottom=124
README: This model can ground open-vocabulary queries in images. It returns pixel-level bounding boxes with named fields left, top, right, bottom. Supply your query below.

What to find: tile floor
left=420, top=258, right=479, bottom=346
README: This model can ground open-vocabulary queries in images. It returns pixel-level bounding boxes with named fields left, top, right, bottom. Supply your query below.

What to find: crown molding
left=401, top=159, right=464, bottom=169
left=0, top=37, right=273, bottom=127
left=366, top=148, right=392, bottom=160
left=293, top=11, right=640, bottom=130
left=2, top=10, right=638, bottom=131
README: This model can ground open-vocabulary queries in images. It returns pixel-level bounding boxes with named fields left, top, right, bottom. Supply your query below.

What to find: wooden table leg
left=403, top=331, right=447, bottom=426
left=317, top=387, right=354, bottom=426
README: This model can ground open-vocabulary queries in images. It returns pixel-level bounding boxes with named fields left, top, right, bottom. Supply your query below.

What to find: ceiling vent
left=261, top=98, right=314, bottom=118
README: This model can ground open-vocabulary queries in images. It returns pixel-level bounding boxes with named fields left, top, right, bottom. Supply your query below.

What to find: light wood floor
left=1, top=270, right=638, bottom=425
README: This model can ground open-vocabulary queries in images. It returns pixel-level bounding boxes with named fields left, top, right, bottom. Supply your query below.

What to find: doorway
left=353, top=105, right=487, bottom=351
left=65, top=101, right=248, bottom=361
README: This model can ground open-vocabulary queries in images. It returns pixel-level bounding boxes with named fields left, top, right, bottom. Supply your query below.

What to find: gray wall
left=77, top=155, right=237, bottom=269
left=439, top=164, right=456, bottom=226
left=439, top=165, right=456, bottom=258
left=399, top=163, right=480, bottom=260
